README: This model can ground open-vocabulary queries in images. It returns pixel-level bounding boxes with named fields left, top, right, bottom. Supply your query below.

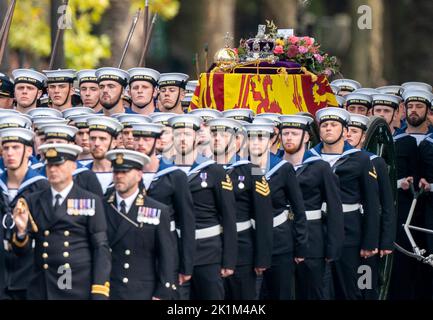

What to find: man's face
left=89, top=131, right=115, bottom=159
left=248, top=134, right=271, bottom=157
left=80, top=83, right=100, bottom=108
left=0, top=97, right=13, bottom=109
left=46, top=160, right=76, bottom=186
left=346, top=126, right=365, bottom=148
left=122, top=128, right=135, bottom=150
left=156, top=127, right=173, bottom=153
left=346, top=104, right=368, bottom=116
left=158, top=86, right=184, bottom=110
left=173, top=127, right=196, bottom=156
left=75, top=128, right=90, bottom=153
left=211, top=129, right=235, bottom=157
left=34, top=134, right=45, bottom=156
left=406, top=102, right=428, bottom=127
left=281, top=128, right=306, bottom=154
left=134, top=136, right=156, bottom=156
left=47, top=83, right=72, bottom=106
left=2, top=142, right=31, bottom=170
left=372, top=105, right=396, bottom=125
left=99, top=80, right=123, bottom=108
left=14, top=83, right=41, bottom=108
left=319, top=120, right=345, bottom=144
left=113, top=169, right=142, bottom=194
left=198, top=123, right=211, bottom=146
left=130, top=81, right=155, bottom=107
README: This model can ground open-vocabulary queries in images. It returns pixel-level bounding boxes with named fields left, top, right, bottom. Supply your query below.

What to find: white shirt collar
left=116, top=188, right=140, bottom=214
left=51, top=181, right=74, bottom=206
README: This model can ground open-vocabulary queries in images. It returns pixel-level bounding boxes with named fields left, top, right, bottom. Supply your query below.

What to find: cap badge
left=46, top=148, right=58, bottom=158
left=115, top=153, right=124, bottom=165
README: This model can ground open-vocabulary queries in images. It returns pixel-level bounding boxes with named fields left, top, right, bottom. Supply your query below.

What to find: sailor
left=11, top=143, right=111, bottom=299
left=345, top=113, right=396, bottom=300
left=68, top=115, right=94, bottom=167
left=169, top=114, right=237, bottom=300
left=158, top=73, right=189, bottom=114
left=37, top=124, right=103, bottom=197
left=76, top=69, right=103, bottom=113
left=245, top=122, right=308, bottom=300
left=43, top=69, right=76, bottom=112
left=344, top=93, right=372, bottom=116
left=103, top=149, right=176, bottom=299
left=400, top=88, right=433, bottom=146
left=330, top=79, right=362, bottom=97
left=128, top=67, right=160, bottom=115
left=189, top=108, right=222, bottom=159
left=305, top=107, right=380, bottom=300
left=114, top=113, right=152, bottom=150
left=0, top=73, right=14, bottom=109
left=96, top=67, right=134, bottom=116
left=208, top=117, right=273, bottom=300
left=150, top=113, right=177, bottom=161
left=86, top=116, right=123, bottom=194
left=11, top=69, right=47, bottom=114
left=131, top=122, right=195, bottom=299
left=254, top=113, right=283, bottom=156
left=0, top=127, right=49, bottom=300
left=280, top=114, right=344, bottom=300
left=371, top=93, right=422, bottom=299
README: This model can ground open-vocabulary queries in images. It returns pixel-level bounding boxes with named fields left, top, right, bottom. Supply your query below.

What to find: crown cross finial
left=223, top=32, right=234, bottom=47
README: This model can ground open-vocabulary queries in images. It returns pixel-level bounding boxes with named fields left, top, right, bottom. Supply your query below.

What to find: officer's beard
left=101, top=92, right=122, bottom=110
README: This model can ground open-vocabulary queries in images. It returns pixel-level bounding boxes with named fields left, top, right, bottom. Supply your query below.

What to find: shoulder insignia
left=221, top=174, right=233, bottom=191
left=369, top=167, right=377, bottom=179
left=107, top=193, right=115, bottom=204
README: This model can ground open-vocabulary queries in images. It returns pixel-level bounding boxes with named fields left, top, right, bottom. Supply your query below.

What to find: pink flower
left=273, top=45, right=284, bottom=54
left=287, top=45, right=299, bottom=58
left=233, top=48, right=238, bottom=54
left=298, top=46, right=308, bottom=54
left=314, top=53, right=324, bottom=63
left=303, top=37, right=314, bottom=46
left=288, top=36, right=299, bottom=44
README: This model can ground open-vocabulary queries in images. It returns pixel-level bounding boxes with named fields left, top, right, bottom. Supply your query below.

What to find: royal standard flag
left=189, top=73, right=337, bottom=115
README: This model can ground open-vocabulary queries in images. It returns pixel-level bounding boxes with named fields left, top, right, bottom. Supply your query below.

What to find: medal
left=238, top=176, right=245, bottom=189
left=200, top=172, right=208, bottom=188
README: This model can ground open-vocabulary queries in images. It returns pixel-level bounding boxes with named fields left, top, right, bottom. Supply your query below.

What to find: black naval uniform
left=12, top=183, right=111, bottom=300
left=223, top=157, right=273, bottom=300
left=260, top=153, right=308, bottom=300
left=294, top=155, right=344, bottom=300
left=307, top=142, right=380, bottom=300
left=0, top=169, right=49, bottom=300
left=104, top=188, right=176, bottom=300
left=144, top=160, right=195, bottom=299
left=389, top=131, right=421, bottom=299
left=363, top=152, right=396, bottom=300
left=418, top=134, right=433, bottom=297
left=184, top=157, right=237, bottom=300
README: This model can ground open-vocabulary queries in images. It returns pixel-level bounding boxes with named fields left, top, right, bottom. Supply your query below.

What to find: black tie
left=53, top=194, right=62, bottom=211
left=120, top=200, right=127, bottom=215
